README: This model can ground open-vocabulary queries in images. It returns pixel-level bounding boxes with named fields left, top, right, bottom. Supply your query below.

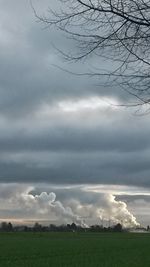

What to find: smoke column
left=15, top=188, right=140, bottom=228
left=97, top=194, right=140, bottom=228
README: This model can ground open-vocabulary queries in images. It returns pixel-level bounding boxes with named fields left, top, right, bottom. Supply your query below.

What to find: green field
left=0, top=232, right=150, bottom=267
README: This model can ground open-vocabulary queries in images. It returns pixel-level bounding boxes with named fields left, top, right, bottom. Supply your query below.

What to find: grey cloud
left=0, top=0, right=129, bottom=118
left=0, top=103, right=149, bottom=153
left=0, top=150, right=150, bottom=187
left=116, top=195, right=150, bottom=204
left=0, top=104, right=149, bottom=187
left=0, top=0, right=149, bottom=190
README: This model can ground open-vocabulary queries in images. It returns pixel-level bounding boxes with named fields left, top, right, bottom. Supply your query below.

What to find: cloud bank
left=0, top=0, right=149, bottom=188
left=0, top=184, right=141, bottom=227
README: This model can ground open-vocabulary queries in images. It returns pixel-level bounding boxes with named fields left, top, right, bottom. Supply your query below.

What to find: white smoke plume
left=66, top=193, right=140, bottom=228
left=98, top=194, right=140, bottom=228
left=25, top=191, right=139, bottom=228
left=0, top=185, right=139, bottom=228
left=18, top=189, right=88, bottom=227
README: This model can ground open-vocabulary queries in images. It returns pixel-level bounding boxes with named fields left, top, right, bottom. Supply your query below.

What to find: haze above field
left=0, top=0, right=150, bottom=226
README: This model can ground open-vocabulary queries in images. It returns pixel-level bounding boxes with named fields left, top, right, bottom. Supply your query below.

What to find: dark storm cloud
left=0, top=149, right=150, bottom=187
left=0, top=119, right=150, bottom=153
left=0, top=0, right=150, bottom=188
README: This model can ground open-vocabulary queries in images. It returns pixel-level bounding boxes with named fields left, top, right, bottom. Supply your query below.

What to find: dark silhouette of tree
left=7, top=222, right=13, bottom=232
left=113, top=223, right=123, bottom=232
left=49, top=224, right=57, bottom=231
left=33, top=222, right=42, bottom=232
left=1, top=222, right=8, bottom=231
left=70, top=223, right=77, bottom=231
left=34, top=0, right=150, bottom=109
left=1, top=222, right=13, bottom=232
left=90, top=225, right=104, bottom=232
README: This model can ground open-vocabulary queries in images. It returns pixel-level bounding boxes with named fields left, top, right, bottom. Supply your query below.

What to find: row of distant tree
left=0, top=221, right=124, bottom=232
left=2, top=221, right=149, bottom=232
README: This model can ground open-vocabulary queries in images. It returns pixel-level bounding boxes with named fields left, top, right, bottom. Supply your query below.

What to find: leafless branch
left=33, top=0, right=150, bottom=107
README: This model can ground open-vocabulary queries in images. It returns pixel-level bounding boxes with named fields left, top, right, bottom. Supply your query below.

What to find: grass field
left=0, top=232, right=150, bottom=267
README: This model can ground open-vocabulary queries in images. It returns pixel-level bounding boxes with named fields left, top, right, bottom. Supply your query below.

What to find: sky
left=0, top=0, right=150, bottom=227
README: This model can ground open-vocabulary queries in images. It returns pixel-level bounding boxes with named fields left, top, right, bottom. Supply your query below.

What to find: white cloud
left=0, top=183, right=141, bottom=227
left=83, top=184, right=150, bottom=196
left=58, top=97, right=119, bottom=112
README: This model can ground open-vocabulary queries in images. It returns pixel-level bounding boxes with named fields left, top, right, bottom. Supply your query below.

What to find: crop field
left=0, top=232, right=150, bottom=267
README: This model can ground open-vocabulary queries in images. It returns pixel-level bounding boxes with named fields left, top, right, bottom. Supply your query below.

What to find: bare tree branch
left=33, top=0, right=150, bottom=107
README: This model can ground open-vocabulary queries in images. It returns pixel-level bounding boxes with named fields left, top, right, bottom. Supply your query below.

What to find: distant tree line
left=0, top=221, right=125, bottom=233
left=0, top=221, right=148, bottom=233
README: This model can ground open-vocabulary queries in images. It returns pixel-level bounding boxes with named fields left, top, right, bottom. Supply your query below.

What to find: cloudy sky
left=0, top=0, right=150, bottom=227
